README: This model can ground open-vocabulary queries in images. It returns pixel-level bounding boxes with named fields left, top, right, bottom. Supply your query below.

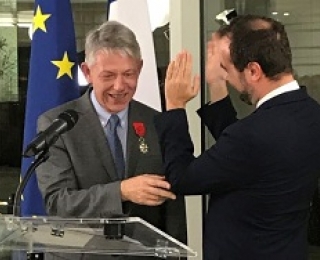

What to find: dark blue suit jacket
left=155, top=88, right=320, bottom=260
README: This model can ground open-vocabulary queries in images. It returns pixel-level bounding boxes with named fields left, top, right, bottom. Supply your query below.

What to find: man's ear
left=245, top=62, right=262, bottom=82
left=80, top=62, right=92, bottom=83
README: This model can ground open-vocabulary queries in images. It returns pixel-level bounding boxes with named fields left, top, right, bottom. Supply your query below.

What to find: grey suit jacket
left=36, top=88, right=187, bottom=244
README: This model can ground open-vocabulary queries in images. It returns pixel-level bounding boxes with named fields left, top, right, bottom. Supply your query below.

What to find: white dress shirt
left=256, top=80, right=300, bottom=108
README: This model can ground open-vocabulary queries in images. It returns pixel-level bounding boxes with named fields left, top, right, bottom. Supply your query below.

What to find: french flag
left=107, top=0, right=162, bottom=112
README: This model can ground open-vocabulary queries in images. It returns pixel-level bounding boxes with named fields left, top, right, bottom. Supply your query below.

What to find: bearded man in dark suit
left=155, top=15, right=320, bottom=260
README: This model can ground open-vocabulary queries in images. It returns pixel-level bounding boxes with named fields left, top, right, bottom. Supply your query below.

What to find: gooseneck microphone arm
left=13, top=149, right=50, bottom=217
left=13, top=152, right=49, bottom=260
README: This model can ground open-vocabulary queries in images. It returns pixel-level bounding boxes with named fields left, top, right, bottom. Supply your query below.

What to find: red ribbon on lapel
left=133, top=122, right=146, bottom=137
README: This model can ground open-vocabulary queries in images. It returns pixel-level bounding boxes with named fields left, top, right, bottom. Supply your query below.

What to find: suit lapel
left=126, top=101, right=141, bottom=178
left=76, top=89, right=119, bottom=181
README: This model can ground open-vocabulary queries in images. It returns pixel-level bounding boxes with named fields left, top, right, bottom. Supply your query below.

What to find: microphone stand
left=13, top=149, right=49, bottom=217
left=13, top=149, right=50, bottom=260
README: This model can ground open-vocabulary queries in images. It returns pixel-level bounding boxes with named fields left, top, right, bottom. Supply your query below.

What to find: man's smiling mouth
left=109, top=93, right=127, bottom=99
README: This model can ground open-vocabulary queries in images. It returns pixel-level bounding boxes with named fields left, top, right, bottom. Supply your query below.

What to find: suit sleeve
left=154, top=106, right=258, bottom=196
left=163, top=195, right=187, bottom=243
left=36, top=114, right=123, bottom=218
left=197, top=96, right=238, bottom=140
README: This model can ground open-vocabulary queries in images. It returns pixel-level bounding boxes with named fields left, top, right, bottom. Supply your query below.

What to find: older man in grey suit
left=35, top=20, right=187, bottom=259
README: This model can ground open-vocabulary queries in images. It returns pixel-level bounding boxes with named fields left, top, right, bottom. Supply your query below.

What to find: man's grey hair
left=84, top=20, right=141, bottom=65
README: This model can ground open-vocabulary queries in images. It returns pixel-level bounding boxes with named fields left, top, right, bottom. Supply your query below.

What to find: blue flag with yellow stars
left=21, top=0, right=79, bottom=216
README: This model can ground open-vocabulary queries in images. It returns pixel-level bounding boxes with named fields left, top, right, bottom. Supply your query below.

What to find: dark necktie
left=105, top=114, right=125, bottom=179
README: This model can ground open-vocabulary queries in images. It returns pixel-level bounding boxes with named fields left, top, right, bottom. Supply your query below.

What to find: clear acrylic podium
left=0, top=215, right=196, bottom=259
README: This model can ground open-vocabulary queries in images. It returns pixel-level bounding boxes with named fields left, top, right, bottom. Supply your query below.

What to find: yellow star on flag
left=51, top=52, right=75, bottom=79
left=33, top=5, right=51, bottom=33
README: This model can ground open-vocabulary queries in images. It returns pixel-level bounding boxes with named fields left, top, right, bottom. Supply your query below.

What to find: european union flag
left=21, top=0, right=79, bottom=216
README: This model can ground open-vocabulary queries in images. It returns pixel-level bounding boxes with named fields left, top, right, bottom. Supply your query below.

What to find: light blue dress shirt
left=90, top=91, right=128, bottom=159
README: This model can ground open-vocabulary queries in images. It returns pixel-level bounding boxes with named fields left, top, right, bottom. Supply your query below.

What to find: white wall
left=169, top=1, right=202, bottom=259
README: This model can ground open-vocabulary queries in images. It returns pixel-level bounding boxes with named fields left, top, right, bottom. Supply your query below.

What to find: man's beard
left=237, top=75, right=253, bottom=106
left=239, top=92, right=253, bottom=105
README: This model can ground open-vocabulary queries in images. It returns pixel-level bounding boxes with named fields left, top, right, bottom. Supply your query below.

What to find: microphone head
left=58, top=109, right=79, bottom=131
left=22, top=109, right=79, bottom=158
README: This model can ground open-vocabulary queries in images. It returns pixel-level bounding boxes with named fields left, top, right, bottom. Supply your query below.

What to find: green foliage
left=0, top=36, right=16, bottom=78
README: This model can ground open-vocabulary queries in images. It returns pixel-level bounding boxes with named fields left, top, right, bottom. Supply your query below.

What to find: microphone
left=23, top=109, right=79, bottom=157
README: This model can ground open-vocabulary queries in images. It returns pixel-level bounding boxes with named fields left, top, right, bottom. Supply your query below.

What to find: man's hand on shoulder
left=120, top=174, right=176, bottom=206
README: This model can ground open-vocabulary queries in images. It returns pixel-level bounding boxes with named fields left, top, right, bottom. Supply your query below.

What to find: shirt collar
left=90, top=91, right=128, bottom=128
left=256, top=80, right=300, bottom=108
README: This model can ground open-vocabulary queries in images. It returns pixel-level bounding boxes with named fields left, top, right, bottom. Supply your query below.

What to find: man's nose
left=113, top=75, right=125, bottom=91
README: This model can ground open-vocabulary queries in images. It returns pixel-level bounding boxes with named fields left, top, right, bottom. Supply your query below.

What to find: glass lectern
left=0, top=215, right=196, bottom=259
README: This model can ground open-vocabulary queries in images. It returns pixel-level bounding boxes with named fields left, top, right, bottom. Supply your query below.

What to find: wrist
left=120, top=181, right=129, bottom=202
left=209, top=84, right=228, bottom=103
left=166, top=101, right=186, bottom=110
